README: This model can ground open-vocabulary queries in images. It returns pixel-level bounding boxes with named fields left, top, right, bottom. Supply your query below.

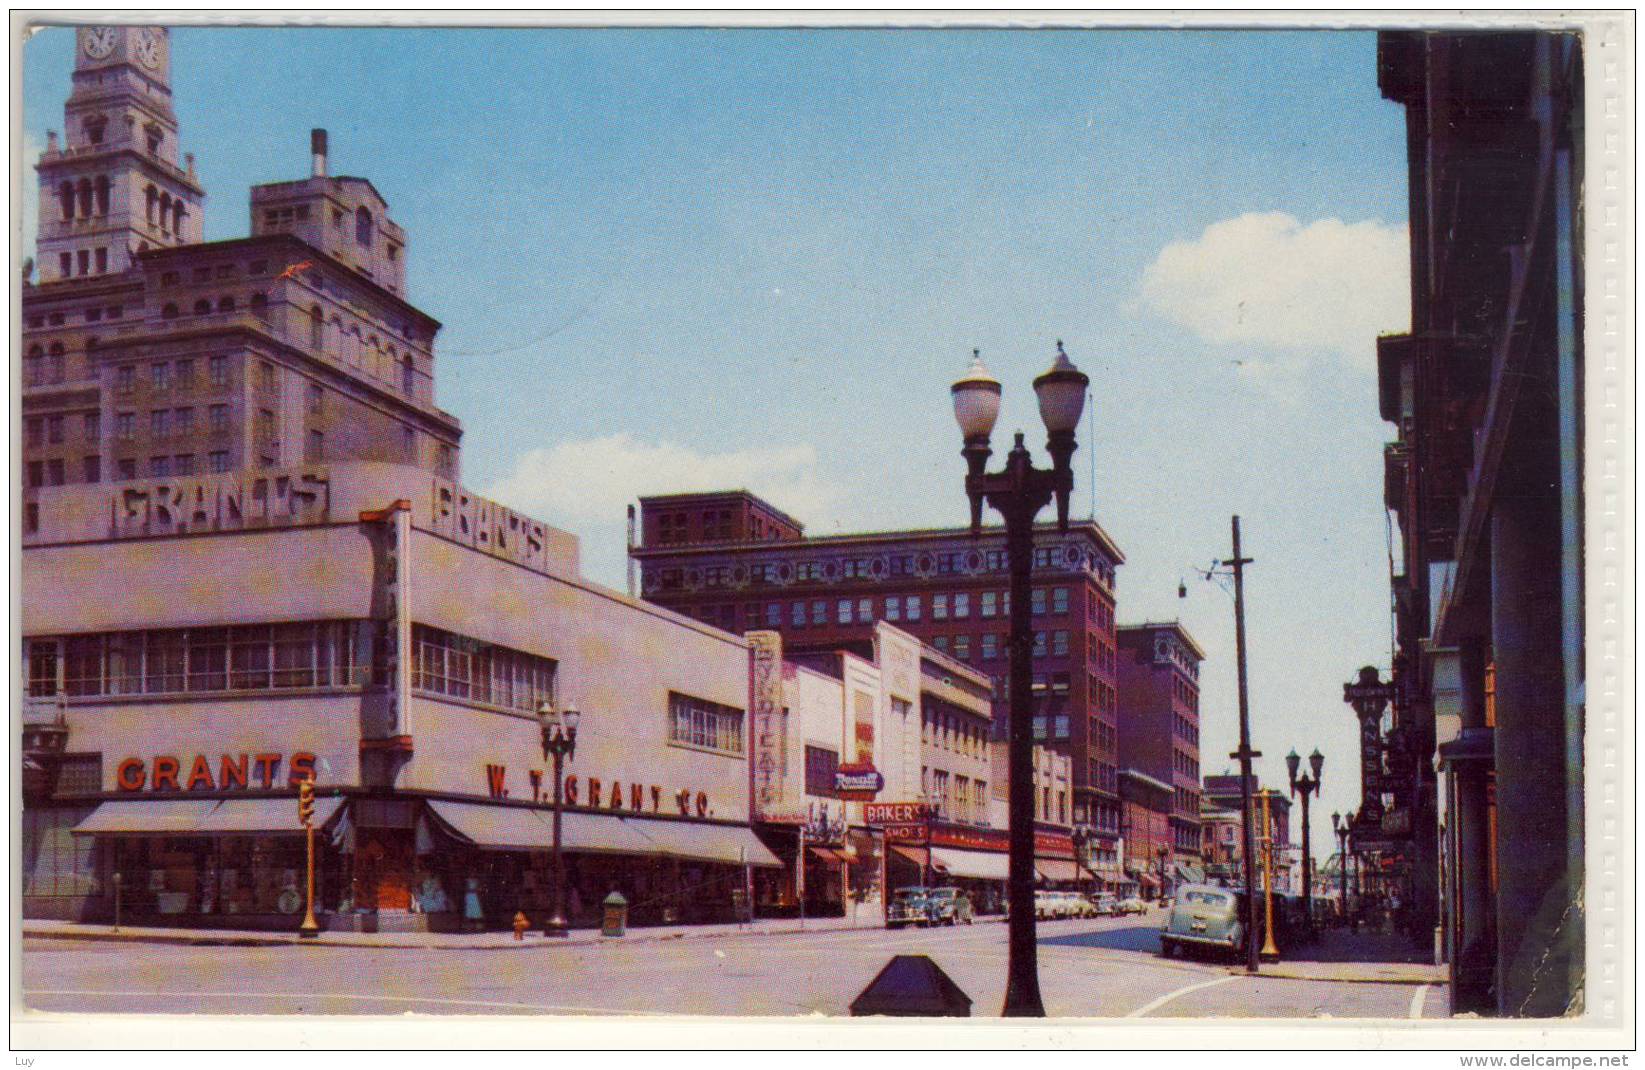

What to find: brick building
left=1204, top=773, right=1293, bottom=893
left=630, top=490, right=1127, bottom=871
left=24, top=26, right=458, bottom=527
left=1115, top=622, right=1205, bottom=892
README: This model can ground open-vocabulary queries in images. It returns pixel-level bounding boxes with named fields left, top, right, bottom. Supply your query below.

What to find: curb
left=21, top=917, right=914, bottom=952
left=1227, top=966, right=1446, bottom=986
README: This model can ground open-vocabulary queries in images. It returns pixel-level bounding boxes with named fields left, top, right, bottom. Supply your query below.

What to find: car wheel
left=1160, top=939, right=1174, bottom=958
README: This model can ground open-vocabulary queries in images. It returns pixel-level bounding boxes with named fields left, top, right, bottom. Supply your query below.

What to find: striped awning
left=426, top=800, right=781, bottom=867
left=1034, top=858, right=1082, bottom=883
left=930, top=847, right=1011, bottom=882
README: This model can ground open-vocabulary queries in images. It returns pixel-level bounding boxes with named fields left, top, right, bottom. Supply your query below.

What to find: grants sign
left=116, top=751, right=318, bottom=792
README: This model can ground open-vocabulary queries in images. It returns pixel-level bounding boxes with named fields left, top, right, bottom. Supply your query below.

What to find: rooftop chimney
left=46, top=130, right=58, bottom=153
left=311, top=128, right=327, bottom=179
left=184, top=152, right=195, bottom=177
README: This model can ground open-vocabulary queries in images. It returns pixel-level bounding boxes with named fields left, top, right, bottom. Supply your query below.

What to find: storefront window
left=33, top=622, right=364, bottom=697
left=410, top=623, right=555, bottom=713
left=668, top=692, right=743, bottom=755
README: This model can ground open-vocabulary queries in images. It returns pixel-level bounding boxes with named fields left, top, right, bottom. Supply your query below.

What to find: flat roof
left=637, top=489, right=807, bottom=533
left=1116, top=620, right=1207, bottom=661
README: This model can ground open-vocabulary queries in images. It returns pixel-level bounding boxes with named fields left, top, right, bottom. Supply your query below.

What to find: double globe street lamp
left=1332, top=809, right=1356, bottom=924
left=536, top=702, right=581, bottom=938
left=951, top=341, right=1089, bottom=1018
left=1286, top=747, right=1324, bottom=931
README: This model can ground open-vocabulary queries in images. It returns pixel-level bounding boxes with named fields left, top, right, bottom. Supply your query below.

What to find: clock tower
left=34, top=25, right=205, bottom=283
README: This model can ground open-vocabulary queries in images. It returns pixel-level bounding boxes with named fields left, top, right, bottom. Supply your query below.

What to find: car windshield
left=893, top=890, right=926, bottom=903
left=1183, top=890, right=1231, bottom=906
left=927, top=890, right=955, bottom=901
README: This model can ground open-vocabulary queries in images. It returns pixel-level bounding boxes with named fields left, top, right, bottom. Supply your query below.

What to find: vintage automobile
left=1088, top=892, right=1118, bottom=916
left=1159, top=883, right=1245, bottom=960
left=886, top=886, right=933, bottom=929
left=1113, top=896, right=1149, bottom=916
left=924, top=886, right=975, bottom=926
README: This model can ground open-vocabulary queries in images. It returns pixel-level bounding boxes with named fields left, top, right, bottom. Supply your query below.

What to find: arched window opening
left=84, top=115, right=106, bottom=146
left=309, top=305, right=324, bottom=350
left=58, top=181, right=75, bottom=222
left=355, top=206, right=373, bottom=248
left=77, top=178, right=93, bottom=219
left=161, top=303, right=179, bottom=320
left=401, top=354, right=415, bottom=397
left=95, top=175, right=111, bottom=216
left=217, top=295, right=236, bottom=313
left=193, top=299, right=212, bottom=316
left=173, top=201, right=184, bottom=236
left=145, top=185, right=158, bottom=225
left=159, top=193, right=173, bottom=232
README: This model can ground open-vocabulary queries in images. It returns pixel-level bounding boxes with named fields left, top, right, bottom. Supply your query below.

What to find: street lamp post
left=1287, top=748, right=1324, bottom=933
left=1332, top=809, right=1354, bottom=925
left=1259, top=789, right=1280, bottom=960
left=1156, top=844, right=1169, bottom=902
left=537, top=702, right=581, bottom=938
left=952, top=342, right=1088, bottom=1018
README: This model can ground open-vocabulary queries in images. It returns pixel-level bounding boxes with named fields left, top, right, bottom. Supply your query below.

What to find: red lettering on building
left=651, top=785, right=662, bottom=812
left=695, top=791, right=709, bottom=818
left=608, top=781, right=623, bottom=809
left=529, top=769, right=543, bottom=801
left=630, top=783, right=644, bottom=810
left=288, top=751, right=317, bottom=786
left=219, top=754, right=248, bottom=790
left=186, top=755, right=215, bottom=791
left=253, top=753, right=281, bottom=789
left=565, top=775, right=579, bottom=805
left=486, top=764, right=508, bottom=799
left=676, top=789, right=691, bottom=815
left=151, top=756, right=181, bottom=792
left=116, top=758, right=146, bottom=791
left=588, top=778, right=602, bottom=808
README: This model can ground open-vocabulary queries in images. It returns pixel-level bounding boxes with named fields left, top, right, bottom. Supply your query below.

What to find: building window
left=1053, top=587, right=1069, bottom=615
left=1052, top=630, right=1069, bottom=656
left=46, top=459, right=65, bottom=486
left=150, top=409, right=171, bottom=439
left=790, top=602, right=805, bottom=628
left=1033, top=631, right=1048, bottom=657
left=115, top=412, right=135, bottom=441
left=174, top=407, right=194, bottom=437
left=306, top=429, right=324, bottom=463
left=149, top=455, right=171, bottom=478
left=116, top=365, right=135, bottom=395
left=981, top=633, right=999, bottom=660
left=116, top=458, right=137, bottom=480
left=46, top=414, right=64, bottom=445
left=82, top=455, right=100, bottom=483
left=209, top=355, right=228, bottom=387
left=804, top=745, right=839, bottom=798
left=95, top=247, right=108, bottom=274
left=933, top=594, right=948, bottom=621
left=954, top=592, right=970, bottom=619
left=25, top=417, right=42, bottom=448
left=26, top=461, right=43, bottom=488
left=308, top=384, right=323, bottom=415
left=410, top=623, right=557, bottom=713
left=259, top=361, right=276, bottom=392
left=905, top=596, right=921, bottom=622
left=150, top=362, right=170, bottom=392
left=356, top=206, right=374, bottom=248
left=668, top=692, right=744, bottom=755
left=1031, top=588, right=1047, bottom=616
left=857, top=597, right=872, bottom=622
left=885, top=597, right=901, bottom=622
left=174, top=453, right=195, bottom=476
left=953, top=634, right=971, bottom=661
left=207, top=450, right=229, bottom=473
left=811, top=600, right=826, bottom=626
left=981, top=591, right=997, bottom=618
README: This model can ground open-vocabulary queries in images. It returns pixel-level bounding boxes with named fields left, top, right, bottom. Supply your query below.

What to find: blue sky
left=23, top=24, right=1412, bottom=862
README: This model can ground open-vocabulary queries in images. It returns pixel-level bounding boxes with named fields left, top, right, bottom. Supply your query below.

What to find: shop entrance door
left=355, top=828, right=413, bottom=912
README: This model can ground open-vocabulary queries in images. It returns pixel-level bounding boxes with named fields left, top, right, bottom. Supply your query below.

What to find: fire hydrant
left=513, top=911, right=530, bottom=941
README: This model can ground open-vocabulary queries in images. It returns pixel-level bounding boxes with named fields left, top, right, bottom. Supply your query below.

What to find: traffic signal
left=298, top=777, right=315, bottom=827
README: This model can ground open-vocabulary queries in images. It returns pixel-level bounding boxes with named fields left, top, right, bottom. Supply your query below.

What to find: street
left=22, top=912, right=1446, bottom=1019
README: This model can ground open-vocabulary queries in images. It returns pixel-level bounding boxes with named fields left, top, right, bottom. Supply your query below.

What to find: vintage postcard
left=9, top=10, right=1633, bottom=1054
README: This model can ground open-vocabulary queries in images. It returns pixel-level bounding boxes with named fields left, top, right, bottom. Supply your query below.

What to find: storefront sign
left=863, top=802, right=930, bottom=825
left=115, top=751, right=317, bottom=792
left=483, top=765, right=714, bottom=818
left=883, top=823, right=928, bottom=844
left=834, top=763, right=883, bottom=802
left=748, top=632, right=789, bottom=821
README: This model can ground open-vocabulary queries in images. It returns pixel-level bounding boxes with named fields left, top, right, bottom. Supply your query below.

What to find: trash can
left=601, top=891, right=628, bottom=937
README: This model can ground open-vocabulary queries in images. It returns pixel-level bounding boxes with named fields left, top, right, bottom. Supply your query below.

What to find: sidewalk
left=1230, top=926, right=1447, bottom=985
left=22, top=910, right=915, bottom=951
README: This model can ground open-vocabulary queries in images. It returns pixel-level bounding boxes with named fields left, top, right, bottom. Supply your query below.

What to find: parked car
left=1033, top=889, right=1063, bottom=920
left=925, top=887, right=974, bottom=926
left=886, top=886, right=933, bottom=929
left=1088, top=893, right=1118, bottom=916
left=1114, top=896, right=1148, bottom=916
left=1159, top=884, right=1245, bottom=960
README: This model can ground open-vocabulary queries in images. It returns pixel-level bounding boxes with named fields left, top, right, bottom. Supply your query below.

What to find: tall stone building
left=1115, top=622, right=1206, bottom=892
left=23, top=25, right=460, bottom=534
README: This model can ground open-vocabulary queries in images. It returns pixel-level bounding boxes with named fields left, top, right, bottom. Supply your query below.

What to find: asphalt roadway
left=21, top=912, right=1447, bottom=1020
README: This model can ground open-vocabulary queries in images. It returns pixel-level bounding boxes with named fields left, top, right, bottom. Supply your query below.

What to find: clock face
left=82, top=27, right=117, bottom=59
left=135, top=29, right=162, bottom=70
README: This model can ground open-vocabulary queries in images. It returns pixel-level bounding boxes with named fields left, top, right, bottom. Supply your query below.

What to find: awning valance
left=1035, top=858, right=1081, bottom=883
left=929, top=847, right=1009, bottom=882
left=426, top=800, right=780, bottom=867
left=807, top=846, right=845, bottom=865
left=891, top=844, right=934, bottom=871
left=1175, top=863, right=1206, bottom=884
left=73, top=797, right=343, bottom=835
left=634, top=818, right=782, bottom=868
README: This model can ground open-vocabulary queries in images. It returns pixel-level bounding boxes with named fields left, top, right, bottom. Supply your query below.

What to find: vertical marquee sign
left=748, top=631, right=788, bottom=821
left=1343, top=666, right=1394, bottom=829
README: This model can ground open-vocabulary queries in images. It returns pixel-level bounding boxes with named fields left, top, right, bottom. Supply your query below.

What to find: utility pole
left=1226, top=515, right=1262, bottom=974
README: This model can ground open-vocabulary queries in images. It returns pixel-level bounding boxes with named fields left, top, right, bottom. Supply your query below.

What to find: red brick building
left=629, top=490, right=1127, bottom=870
left=1116, top=622, right=1206, bottom=891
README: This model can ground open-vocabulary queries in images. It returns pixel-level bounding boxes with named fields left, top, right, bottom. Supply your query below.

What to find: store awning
left=1138, top=873, right=1161, bottom=889
left=73, top=797, right=342, bottom=836
left=426, top=800, right=657, bottom=856
left=891, top=844, right=936, bottom=871
left=808, top=846, right=845, bottom=865
left=1175, top=863, right=1206, bottom=885
left=631, top=819, right=782, bottom=868
left=929, top=847, right=1010, bottom=882
left=1035, top=858, right=1081, bottom=883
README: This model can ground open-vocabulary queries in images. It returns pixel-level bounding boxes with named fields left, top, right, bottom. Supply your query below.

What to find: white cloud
left=1136, top=212, right=1410, bottom=371
left=482, top=433, right=843, bottom=588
